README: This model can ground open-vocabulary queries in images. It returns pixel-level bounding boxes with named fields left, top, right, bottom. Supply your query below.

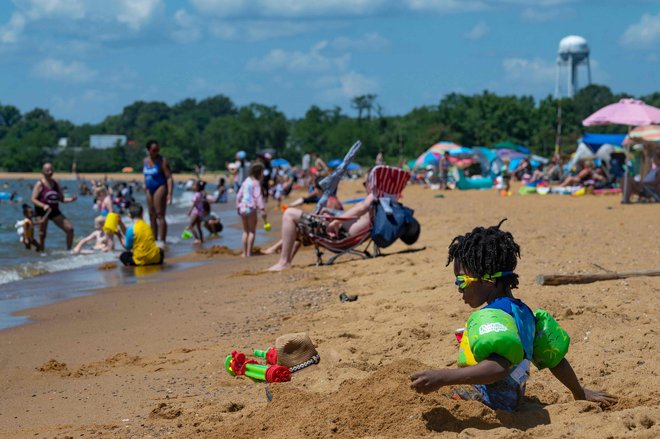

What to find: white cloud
left=502, top=57, right=555, bottom=83
left=190, top=0, right=388, bottom=18
left=315, top=71, right=379, bottom=100
left=246, top=41, right=350, bottom=72
left=17, top=0, right=86, bottom=20
left=116, top=0, right=162, bottom=30
left=330, top=32, right=389, bottom=51
left=464, top=21, right=489, bottom=41
left=337, top=71, right=378, bottom=96
left=207, top=19, right=321, bottom=41
left=0, top=13, right=26, bottom=44
left=502, top=56, right=605, bottom=91
left=32, top=58, right=97, bottom=82
left=187, top=77, right=239, bottom=95
left=405, top=0, right=487, bottom=13
left=191, top=0, right=577, bottom=17
left=172, top=9, right=201, bottom=43
left=620, top=13, right=660, bottom=49
left=520, top=7, right=562, bottom=22
left=8, top=0, right=163, bottom=32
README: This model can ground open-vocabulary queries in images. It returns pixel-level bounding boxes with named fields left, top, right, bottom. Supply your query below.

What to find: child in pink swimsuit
left=236, top=162, right=268, bottom=257
left=185, top=180, right=206, bottom=243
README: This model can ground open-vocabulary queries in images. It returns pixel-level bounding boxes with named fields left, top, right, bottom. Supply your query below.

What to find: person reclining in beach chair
left=623, top=152, right=660, bottom=203
left=267, top=165, right=410, bottom=271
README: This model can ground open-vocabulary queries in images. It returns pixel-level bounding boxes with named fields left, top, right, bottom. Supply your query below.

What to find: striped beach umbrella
left=427, top=141, right=461, bottom=154
left=623, top=125, right=660, bottom=145
left=414, top=151, right=440, bottom=168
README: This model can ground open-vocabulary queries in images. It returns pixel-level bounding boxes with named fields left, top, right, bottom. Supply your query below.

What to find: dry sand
left=0, top=180, right=658, bottom=438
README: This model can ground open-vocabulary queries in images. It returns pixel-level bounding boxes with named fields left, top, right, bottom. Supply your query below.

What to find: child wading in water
left=236, top=162, right=268, bottom=257
left=410, top=220, right=617, bottom=411
left=184, top=180, right=206, bottom=244
left=19, top=204, right=42, bottom=252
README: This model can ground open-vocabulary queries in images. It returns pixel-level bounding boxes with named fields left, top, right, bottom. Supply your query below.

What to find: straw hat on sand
left=275, top=332, right=321, bottom=372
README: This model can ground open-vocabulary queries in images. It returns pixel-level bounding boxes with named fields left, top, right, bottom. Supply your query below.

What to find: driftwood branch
left=536, top=269, right=660, bottom=286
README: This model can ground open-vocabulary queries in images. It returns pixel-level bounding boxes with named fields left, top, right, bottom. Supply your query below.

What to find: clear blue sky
left=1, top=1, right=658, bottom=124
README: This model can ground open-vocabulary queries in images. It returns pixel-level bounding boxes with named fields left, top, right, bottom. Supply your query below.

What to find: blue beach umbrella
left=328, top=158, right=342, bottom=168
left=448, top=147, right=474, bottom=156
left=271, top=158, right=290, bottom=168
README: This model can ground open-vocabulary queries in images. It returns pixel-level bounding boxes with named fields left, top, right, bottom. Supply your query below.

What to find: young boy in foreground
left=118, top=203, right=164, bottom=267
left=410, top=220, right=617, bottom=411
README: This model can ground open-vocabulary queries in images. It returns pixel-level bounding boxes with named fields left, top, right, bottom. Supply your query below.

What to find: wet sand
left=0, top=180, right=658, bottom=438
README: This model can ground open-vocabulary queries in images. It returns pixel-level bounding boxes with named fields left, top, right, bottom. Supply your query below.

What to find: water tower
left=555, top=35, right=591, bottom=98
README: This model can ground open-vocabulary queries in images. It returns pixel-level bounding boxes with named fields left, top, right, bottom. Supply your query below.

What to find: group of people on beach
left=13, top=142, right=630, bottom=418
left=234, top=156, right=620, bottom=410
left=18, top=140, right=174, bottom=268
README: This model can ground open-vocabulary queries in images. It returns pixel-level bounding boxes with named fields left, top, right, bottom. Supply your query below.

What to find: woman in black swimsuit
left=31, top=163, right=78, bottom=250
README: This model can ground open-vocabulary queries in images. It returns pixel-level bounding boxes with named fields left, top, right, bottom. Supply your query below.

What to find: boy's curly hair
left=446, top=219, right=521, bottom=289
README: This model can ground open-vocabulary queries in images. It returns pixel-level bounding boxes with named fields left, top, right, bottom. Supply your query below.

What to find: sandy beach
left=0, top=179, right=658, bottom=438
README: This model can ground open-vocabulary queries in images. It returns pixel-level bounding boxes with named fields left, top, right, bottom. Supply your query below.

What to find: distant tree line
left=0, top=85, right=658, bottom=173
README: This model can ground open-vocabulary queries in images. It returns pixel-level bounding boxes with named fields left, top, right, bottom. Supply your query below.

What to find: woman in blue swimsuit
left=143, top=140, right=173, bottom=242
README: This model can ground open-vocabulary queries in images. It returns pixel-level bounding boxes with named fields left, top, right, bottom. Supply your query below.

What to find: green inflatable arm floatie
left=532, top=309, right=570, bottom=369
left=458, top=308, right=524, bottom=367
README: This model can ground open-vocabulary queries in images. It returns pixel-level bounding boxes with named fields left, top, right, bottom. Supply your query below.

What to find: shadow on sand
left=423, top=396, right=551, bottom=433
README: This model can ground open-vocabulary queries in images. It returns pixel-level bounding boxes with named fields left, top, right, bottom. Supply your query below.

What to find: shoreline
left=0, top=171, right=228, bottom=183
left=0, top=177, right=281, bottom=332
left=0, top=180, right=658, bottom=437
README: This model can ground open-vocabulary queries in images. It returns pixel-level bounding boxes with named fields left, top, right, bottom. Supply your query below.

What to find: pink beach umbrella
left=582, top=98, right=660, bottom=127
left=583, top=99, right=660, bottom=203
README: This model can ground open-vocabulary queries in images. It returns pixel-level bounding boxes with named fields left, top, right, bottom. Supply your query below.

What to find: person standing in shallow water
left=143, top=140, right=173, bottom=243
left=31, top=163, right=77, bottom=250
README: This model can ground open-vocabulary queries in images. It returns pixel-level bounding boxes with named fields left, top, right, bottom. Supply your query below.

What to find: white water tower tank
left=555, top=35, right=591, bottom=98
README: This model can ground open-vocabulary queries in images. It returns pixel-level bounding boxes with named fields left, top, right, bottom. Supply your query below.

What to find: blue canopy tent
left=580, top=133, right=626, bottom=153
left=565, top=133, right=627, bottom=174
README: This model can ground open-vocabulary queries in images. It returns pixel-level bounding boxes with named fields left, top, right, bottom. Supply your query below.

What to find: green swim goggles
left=455, top=271, right=514, bottom=290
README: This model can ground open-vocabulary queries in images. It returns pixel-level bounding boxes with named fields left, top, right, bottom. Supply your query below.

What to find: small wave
left=165, top=213, right=191, bottom=225
left=0, top=269, right=22, bottom=286
left=0, top=251, right=117, bottom=287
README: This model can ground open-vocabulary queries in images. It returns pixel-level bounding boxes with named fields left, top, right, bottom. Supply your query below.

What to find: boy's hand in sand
left=583, top=388, right=618, bottom=406
left=410, top=370, right=448, bottom=394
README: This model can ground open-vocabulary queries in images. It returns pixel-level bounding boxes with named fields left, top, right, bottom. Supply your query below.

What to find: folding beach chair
left=311, top=165, right=410, bottom=266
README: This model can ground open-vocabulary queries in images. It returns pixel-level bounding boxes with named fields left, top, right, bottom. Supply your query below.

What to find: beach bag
left=371, top=198, right=414, bottom=248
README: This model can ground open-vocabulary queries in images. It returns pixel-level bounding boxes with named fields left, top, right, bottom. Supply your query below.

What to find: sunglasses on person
left=454, top=271, right=513, bottom=290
